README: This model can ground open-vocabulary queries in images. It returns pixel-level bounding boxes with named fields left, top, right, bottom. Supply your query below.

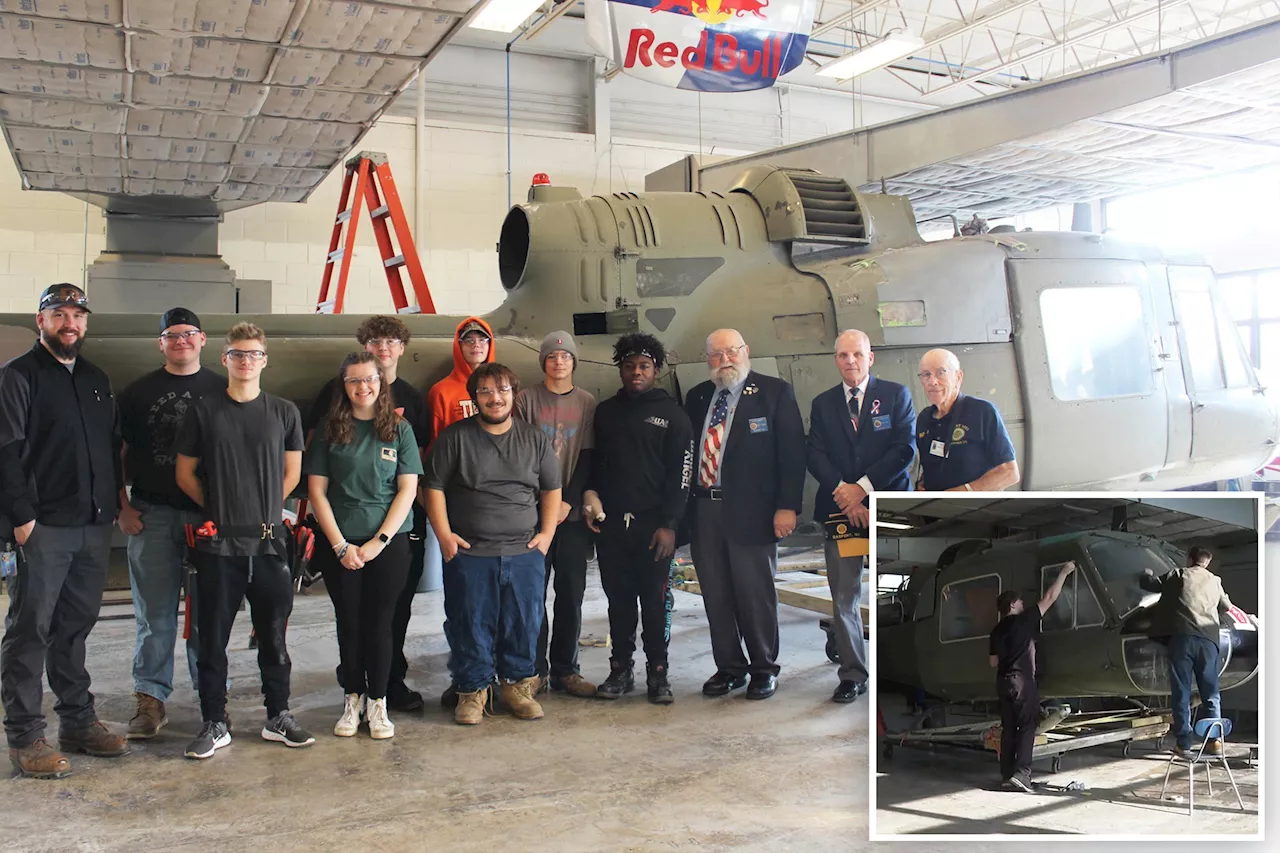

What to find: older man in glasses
left=913, top=348, right=1019, bottom=492
left=1, top=283, right=130, bottom=778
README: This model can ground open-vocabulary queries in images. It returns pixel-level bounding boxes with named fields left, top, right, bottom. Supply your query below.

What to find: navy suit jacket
left=681, top=371, right=806, bottom=546
left=806, top=376, right=916, bottom=523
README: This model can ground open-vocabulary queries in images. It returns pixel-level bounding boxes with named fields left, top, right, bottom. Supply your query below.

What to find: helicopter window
left=1087, top=538, right=1177, bottom=619
left=1170, top=265, right=1256, bottom=391
left=1040, top=287, right=1153, bottom=401
left=939, top=573, right=1001, bottom=643
left=1039, top=564, right=1106, bottom=631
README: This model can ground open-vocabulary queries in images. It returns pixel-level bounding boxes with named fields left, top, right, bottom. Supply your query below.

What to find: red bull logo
left=625, top=28, right=785, bottom=77
left=649, top=0, right=769, bottom=24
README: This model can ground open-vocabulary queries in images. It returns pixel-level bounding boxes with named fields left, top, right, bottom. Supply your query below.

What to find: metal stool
left=1159, top=718, right=1246, bottom=816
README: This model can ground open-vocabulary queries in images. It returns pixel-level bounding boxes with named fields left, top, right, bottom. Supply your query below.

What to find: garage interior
left=874, top=496, right=1263, bottom=836
left=0, top=1, right=1278, bottom=850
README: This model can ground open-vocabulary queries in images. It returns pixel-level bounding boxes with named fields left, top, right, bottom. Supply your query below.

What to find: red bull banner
left=585, top=0, right=818, bottom=92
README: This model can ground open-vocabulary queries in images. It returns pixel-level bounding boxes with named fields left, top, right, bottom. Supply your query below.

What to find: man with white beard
left=681, top=329, right=806, bottom=701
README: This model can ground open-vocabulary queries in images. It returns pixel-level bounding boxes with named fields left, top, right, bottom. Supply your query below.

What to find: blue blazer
left=806, top=376, right=916, bottom=523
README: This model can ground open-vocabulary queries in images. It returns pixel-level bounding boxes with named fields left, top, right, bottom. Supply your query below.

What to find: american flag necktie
left=699, top=388, right=732, bottom=488
left=848, top=387, right=861, bottom=432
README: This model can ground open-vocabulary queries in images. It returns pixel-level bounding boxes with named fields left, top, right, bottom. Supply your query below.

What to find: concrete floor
left=875, top=696, right=1260, bottom=836
left=1, top=570, right=889, bottom=853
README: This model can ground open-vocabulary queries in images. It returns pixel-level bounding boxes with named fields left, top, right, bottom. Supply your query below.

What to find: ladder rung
left=371, top=205, right=390, bottom=218
left=398, top=305, right=421, bottom=315
left=336, top=210, right=352, bottom=223
left=384, top=255, right=405, bottom=268
left=316, top=301, right=336, bottom=314
left=327, top=248, right=345, bottom=263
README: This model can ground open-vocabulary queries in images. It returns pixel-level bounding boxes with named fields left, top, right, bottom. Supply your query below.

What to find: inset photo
left=871, top=495, right=1262, bottom=838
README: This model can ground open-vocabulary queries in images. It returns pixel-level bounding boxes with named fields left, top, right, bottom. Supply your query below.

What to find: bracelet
left=332, top=539, right=347, bottom=553
left=964, top=483, right=973, bottom=491
left=336, top=543, right=350, bottom=559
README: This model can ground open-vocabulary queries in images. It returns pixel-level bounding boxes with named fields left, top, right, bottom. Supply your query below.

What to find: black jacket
left=588, top=387, right=693, bottom=530
left=682, top=371, right=806, bottom=546
left=0, top=343, right=122, bottom=534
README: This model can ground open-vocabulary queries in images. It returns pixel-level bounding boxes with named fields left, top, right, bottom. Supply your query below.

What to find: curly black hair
left=613, top=332, right=665, bottom=369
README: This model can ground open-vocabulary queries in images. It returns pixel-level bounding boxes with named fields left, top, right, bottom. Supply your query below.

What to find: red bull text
left=624, top=28, right=785, bottom=77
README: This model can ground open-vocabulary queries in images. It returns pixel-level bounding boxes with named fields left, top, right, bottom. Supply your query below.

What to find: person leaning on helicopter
left=913, top=349, right=1020, bottom=492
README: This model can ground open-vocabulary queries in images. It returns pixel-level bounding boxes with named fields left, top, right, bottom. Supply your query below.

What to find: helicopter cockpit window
left=1086, top=538, right=1177, bottom=619
left=1169, top=265, right=1257, bottom=391
left=939, top=573, right=1001, bottom=643
left=1040, top=287, right=1154, bottom=401
left=1040, top=563, right=1106, bottom=631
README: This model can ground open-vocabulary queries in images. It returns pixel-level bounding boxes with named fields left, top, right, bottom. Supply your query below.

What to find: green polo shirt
left=304, top=418, right=423, bottom=540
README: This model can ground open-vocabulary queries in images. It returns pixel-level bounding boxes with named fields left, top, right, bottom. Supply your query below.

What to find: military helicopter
left=2, top=165, right=1276, bottom=489
left=876, top=530, right=1260, bottom=703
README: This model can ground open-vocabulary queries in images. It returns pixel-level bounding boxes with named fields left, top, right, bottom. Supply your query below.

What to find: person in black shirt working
left=305, top=314, right=432, bottom=713
left=117, top=308, right=227, bottom=740
left=988, top=560, right=1075, bottom=792
left=175, top=322, right=313, bottom=759
left=584, top=333, right=694, bottom=704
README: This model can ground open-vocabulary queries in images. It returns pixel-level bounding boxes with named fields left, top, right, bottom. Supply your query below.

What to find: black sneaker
left=184, top=721, right=231, bottom=760
left=261, top=712, right=315, bottom=748
left=595, top=663, right=635, bottom=700
left=647, top=663, right=674, bottom=705
left=386, top=682, right=425, bottom=713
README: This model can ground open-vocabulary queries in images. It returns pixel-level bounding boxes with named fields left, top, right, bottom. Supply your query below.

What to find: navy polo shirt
left=915, top=394, right=1015, bottom=490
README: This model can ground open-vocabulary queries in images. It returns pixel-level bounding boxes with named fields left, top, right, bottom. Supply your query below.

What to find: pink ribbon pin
left=870, top=399, right=881, bottom=415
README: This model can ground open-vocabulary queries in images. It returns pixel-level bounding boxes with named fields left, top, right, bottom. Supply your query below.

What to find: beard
left=42, top=328, right=84, bottom=360
left=478, top=407, right=510, bottom=425
left=710, top=360, right=750, bottom=389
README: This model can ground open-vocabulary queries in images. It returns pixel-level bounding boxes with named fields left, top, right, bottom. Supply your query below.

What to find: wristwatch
left=378, top=532, right=390, bottom=543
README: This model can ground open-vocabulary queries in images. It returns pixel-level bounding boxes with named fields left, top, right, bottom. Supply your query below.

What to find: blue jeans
left=126, top=501, right=202, bottom=701
left=1168, top=633, right=1221, bottom=748
left=442, top=549, right=545, bottom=692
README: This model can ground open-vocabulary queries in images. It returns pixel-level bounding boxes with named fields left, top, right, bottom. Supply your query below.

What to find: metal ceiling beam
left=691, top=18, right=1280, bottom=194
left=811, top=0, right=898, bottom=39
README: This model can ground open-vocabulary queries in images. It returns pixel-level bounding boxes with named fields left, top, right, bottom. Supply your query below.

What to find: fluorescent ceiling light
left=468, top=0, right=545, bottom=33
left=877, top=520, right=915, bottom=530
left=816, top=33, right=925, bottom=80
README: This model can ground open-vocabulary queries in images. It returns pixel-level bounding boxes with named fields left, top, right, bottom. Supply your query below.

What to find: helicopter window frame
left=1039, top=564, right=1106, bottom=631
left=1168, top=265, right=1257, bottom=392
left=938, top=572, right=1002, bottom=644
left=1039, top=285, right=1155, bottom=402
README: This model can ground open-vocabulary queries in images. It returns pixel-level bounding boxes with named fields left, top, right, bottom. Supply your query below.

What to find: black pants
left=1, top=524, right=112, bottom=748
left=196, top=551, right=294, bottom=723
left=387, top=503, right=427, bottom=691
left=998, top=673, right=1039, bottom=782
left=536, top=520, right=592, bottom=678
left=318, top=533, right=410, bottom=700
left=596, top=515, right=672, bottom=670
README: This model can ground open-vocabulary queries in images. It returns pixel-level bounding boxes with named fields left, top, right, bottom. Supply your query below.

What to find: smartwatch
left=378, top=532, right=390, bottom=543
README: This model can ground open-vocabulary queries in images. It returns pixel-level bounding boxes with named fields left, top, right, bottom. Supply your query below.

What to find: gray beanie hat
left=539, top=330, right=577, bottom=365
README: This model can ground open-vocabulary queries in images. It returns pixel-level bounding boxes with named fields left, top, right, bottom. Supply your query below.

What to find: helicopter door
left=1165, top=265, right=1277, bottom=479
left=1007, top=259, right=1167, bottom=487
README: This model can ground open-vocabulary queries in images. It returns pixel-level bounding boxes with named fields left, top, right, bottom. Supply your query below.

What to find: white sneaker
left=367, top=697, right=395, bottom=740
left=335, top=693, right=364, bottom=737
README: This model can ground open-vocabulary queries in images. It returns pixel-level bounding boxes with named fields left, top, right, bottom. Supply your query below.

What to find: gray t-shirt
left=426, top=417, right=560, bottom=557
left=514, top=384, right=595, bottom=520
left=175, top=390, right=303, bottom=557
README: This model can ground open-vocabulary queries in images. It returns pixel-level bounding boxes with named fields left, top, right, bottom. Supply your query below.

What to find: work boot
left=59, top=721, right=130, bottom=758
left=532, top=674, right=550, bottom=695
left=386, top=682, right=424, bottom=713
left=500, top=677, right=545, bottom=721
left=440, top=684, right=458, bottom=710
left=9, top=738, right=72, bottom=779
left=646, top=663, right=674, bottom=705
left=128, top=692, right=167, bottom=740
left=454, top=685, right=490, bottom=726
left=550, top=672, right=597, bottom=698
left=595, top=662, right=635, bottom=700
left=1207, top=739, right=1224, bottom=757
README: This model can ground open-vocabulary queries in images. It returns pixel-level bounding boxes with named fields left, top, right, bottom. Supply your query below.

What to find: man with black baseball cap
left=117, top=308, right=227, bottom=740
left=1, top=283, right=130, bottom=778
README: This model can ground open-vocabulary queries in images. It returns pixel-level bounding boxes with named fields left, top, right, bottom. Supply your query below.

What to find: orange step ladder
left=315, top=151, right=436, bottom=315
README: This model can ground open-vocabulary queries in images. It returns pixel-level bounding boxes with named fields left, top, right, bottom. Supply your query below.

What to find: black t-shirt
left=989, top=608, right=1040, bottom=681
left=916, top=395, right=1016, bottom=490
left=304, top=376, right=428, bottom=450
left=119, top=367, right=227, bottom=511
left=175, top=390, right=304, bottom=557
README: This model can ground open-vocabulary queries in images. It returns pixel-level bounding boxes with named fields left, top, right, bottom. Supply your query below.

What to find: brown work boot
left=551, top=672, right=597, bottom=698
left=500, top=677, right=545, bottom=721
left=59, top=721, right=130, bottom=758
left=127, top=692, right=167, bottom=740
left=9, top=738, right=72, bottom=779
left=1207, top=739, right=1224, bottom=757
left=454, top=685, right=490, bottom=726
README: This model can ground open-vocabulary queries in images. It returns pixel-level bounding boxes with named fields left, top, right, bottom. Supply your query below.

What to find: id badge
left=1, top=548, right=17, bottom=578
left=930, top=439, right=947, bottom=457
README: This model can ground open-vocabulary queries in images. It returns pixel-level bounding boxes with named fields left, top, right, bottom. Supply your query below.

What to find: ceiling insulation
left=0, top=0, right=481, bottom=213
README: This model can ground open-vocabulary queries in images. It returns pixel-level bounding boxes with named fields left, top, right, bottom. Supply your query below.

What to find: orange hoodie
left=426, top=315, right=496, bottom=448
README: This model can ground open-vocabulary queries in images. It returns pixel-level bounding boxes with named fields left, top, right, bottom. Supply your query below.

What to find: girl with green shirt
left=305, top=352, right=422, bottom=740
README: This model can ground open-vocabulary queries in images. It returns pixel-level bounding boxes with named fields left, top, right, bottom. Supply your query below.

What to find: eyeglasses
left=461, top=337, right=490, bottom=346
left=366, top=338, right=402, bottom=349
left=161, top=330, right=202, bottom=342
left=343, top=376, right=381, bottom=386
left=707, top=345, right=745, bottom=361
left=225, top=349, right=266, bottom=362
left=475, top=385, right=513, bottom=398
left=917, top=368, right=952, bottom=381
left=40, top=285, right=89, bottom=312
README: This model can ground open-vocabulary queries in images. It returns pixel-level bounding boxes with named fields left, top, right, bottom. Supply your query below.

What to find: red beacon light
left=531, top=173, right=551, bottom=186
